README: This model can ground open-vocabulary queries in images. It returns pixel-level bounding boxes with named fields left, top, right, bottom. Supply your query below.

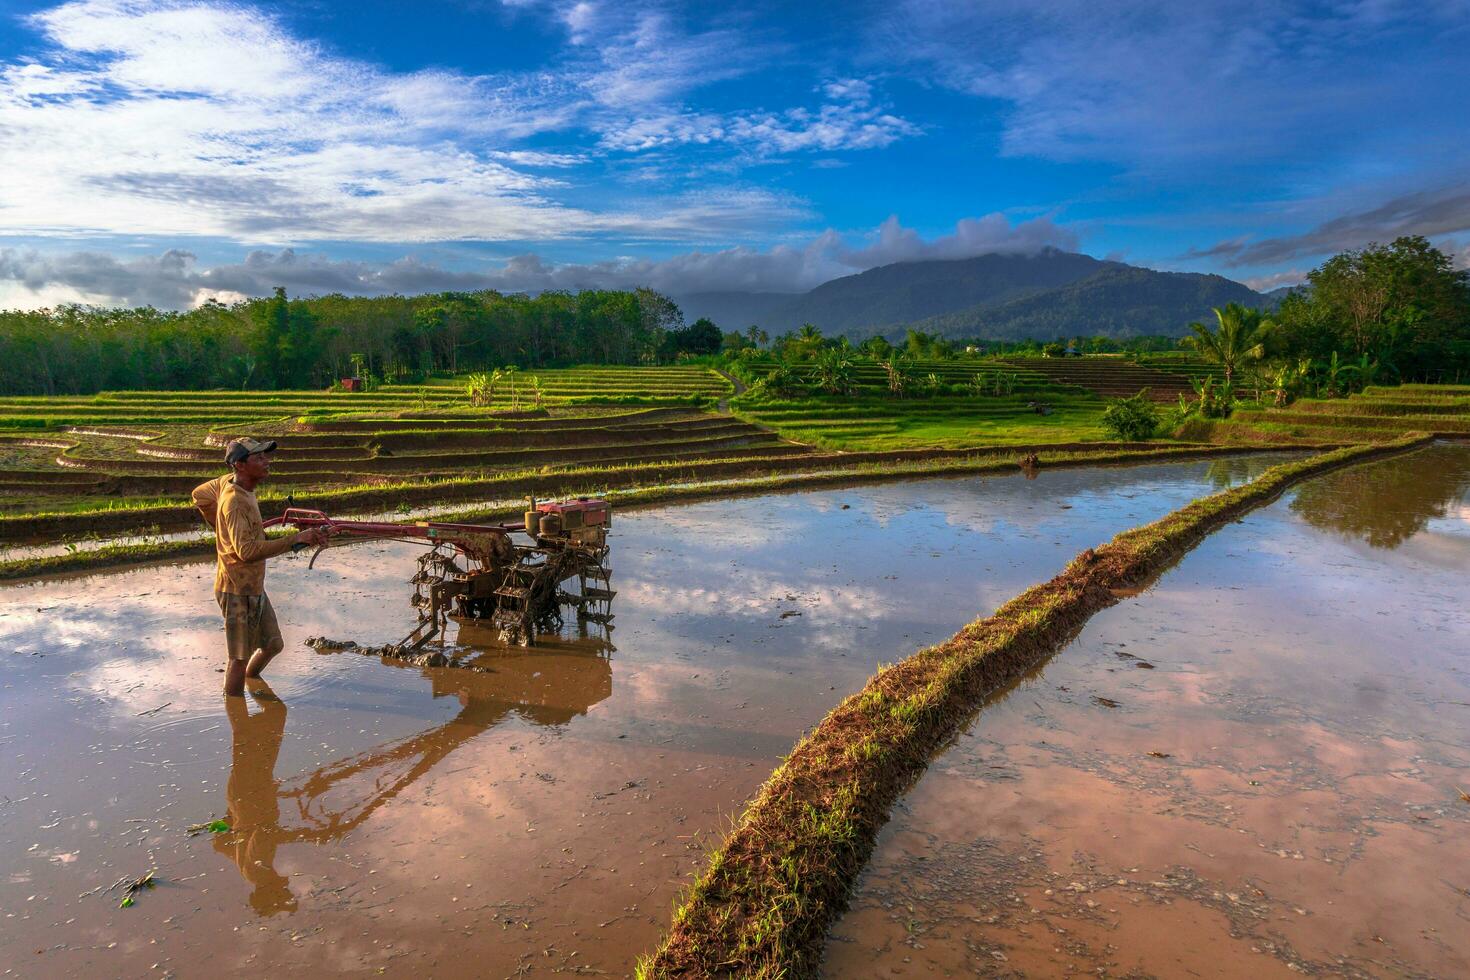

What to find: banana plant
left=1352, top=354, right=1382, bottom=390
left=1321, top=351, right=1357, bottom=398
left=1270, top=363, right=1296, bottom=407
left=882, top=351, right=913, bottom=397
left=809, top=348, right=855, bottom=394
left=463, top=371, right=492, bottom=407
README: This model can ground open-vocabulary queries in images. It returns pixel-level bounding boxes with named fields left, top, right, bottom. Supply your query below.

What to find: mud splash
left=0, top=456, right=1289, bottom=978
left=824, top=442, right=1470, bottom=977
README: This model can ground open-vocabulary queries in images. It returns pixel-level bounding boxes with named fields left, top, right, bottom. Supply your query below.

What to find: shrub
left=1101, top=389, right=1160, bottom=440
left=751, top=361, right=805, bottom=398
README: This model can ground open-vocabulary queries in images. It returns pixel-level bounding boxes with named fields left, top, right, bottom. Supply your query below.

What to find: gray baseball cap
left=224, top=437, right=278, bottom=464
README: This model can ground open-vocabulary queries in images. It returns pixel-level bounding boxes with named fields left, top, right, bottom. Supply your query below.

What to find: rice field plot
left=737, top=354, right=1066, bottom=395
left=0, top=367, right=789, bottom=522
left=728, top=355, right=1108, bottom=450
left=1205, top=384, right=1470, bottom=443
left=390, top=364, right=731, bottom=408
left=1001, top=355, right=1202, bottom=401
left=1, top=410, right=799, bottom=506
left=1128, top=352, right=1226, bottom=384
left=737, top=392, right=1109, bottom=451
left=0, top=365, right=733, bottom=430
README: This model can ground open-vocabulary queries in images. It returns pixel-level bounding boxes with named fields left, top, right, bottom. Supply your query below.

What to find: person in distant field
left=192, top=438, right=330, bottom=697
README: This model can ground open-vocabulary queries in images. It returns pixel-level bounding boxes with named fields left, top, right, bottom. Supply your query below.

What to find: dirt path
left=714, top=367, right=747, bottom=413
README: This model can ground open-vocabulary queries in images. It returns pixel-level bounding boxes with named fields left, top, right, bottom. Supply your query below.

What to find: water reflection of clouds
left=923, top=465, right=1246, bottom=536
left=617, top=578, right=894, bottom=620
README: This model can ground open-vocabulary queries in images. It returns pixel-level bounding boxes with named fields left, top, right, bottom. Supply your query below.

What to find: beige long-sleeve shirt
left=193, top=476, right=293, bottom=595
left=191, top=474, right=229, bottom=530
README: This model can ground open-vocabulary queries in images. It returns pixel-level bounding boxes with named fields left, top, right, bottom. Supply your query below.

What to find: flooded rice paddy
left=825, top=443, right=1470, bottom=978
left=0, top=456, right=1289, bottom=978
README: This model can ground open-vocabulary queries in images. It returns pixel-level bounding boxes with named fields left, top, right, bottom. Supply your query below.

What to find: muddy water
left=825, top=443, right=1470, bottom=978
left=0, top=457, right=1288, bottom=978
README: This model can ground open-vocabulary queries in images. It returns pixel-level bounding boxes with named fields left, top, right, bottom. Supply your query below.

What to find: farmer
left=192, top=438, right=330, bottom=696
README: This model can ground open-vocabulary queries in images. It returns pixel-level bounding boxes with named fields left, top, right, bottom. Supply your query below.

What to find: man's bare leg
left=224, top=658, right=248, bottom=697
left=245, top=636, right=285, bottom=679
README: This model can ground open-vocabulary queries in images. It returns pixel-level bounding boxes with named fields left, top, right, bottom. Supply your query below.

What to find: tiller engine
left=266, top=498, right=614, bottom=649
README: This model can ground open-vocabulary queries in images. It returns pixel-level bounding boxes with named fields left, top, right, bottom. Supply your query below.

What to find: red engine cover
left=537, top=498, right=609, bottom=524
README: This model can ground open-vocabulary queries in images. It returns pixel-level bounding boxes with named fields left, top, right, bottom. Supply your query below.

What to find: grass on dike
left=1183, top=384, right=1470, bottom=445
left=635, top=433, right=1434, bottom=980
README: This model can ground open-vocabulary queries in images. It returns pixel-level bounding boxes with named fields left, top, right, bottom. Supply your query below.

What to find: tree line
left=1180, top=236, right=1470, bottom=403
left=0, top=287, right=722, bottom=396
left=2, top=236, right=1463, bottom=396
left=1267, top=236, right=1469, bottom=381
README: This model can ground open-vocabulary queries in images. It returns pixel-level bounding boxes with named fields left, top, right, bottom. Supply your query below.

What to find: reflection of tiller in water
left=219, top=651, right=613, bottom=914
left=267, top=497, right=615, bottom=648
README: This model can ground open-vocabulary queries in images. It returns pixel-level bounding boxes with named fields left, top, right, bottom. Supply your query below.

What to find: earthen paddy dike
left=0, top=456, right=1291, bottom=978
left=824, top=443, right=1470, bottom=978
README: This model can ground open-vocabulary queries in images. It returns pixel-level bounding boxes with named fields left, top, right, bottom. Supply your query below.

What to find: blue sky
left=0, top=0, right=1467, bottom=309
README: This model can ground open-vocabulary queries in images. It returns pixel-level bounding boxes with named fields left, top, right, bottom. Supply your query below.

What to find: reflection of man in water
left=218, top=682, right=296, bottom=915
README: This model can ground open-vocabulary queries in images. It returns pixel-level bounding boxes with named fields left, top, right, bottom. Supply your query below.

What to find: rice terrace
left=3, top=3, right=1470, bottom=979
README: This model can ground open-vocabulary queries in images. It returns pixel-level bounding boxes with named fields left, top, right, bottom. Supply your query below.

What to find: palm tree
left=793, top=323, right=824, bottom=359
left=1187, top=303, right=1272, bottom=385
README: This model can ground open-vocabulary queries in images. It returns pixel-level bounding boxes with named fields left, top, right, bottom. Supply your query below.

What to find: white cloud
left=562, top=1, right=598, bottom=43
left=581, top=9, right=755, bottom=108
left=599, top=77, right=918, bottom=155
left=884, top=0, right=1470, bottom=175
left=0, top=212, right=1079, bottom=309
left=1449, top=239, right=1470, bottom=271
left=0, top=2, right=921, bottom=248
left=842, top=214, right=1075, bottom=268
left=1242, top=269, right=1308, bottom=292
left=487, top=150, right=587, bottom=168
left=1189, top=185, right=1470, bottom=266
left=0, top=0, right=812, bottom=245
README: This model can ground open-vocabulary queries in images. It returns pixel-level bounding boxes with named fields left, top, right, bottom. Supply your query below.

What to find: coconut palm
left=1186, top=303, right=1272, bottom=385
left=791, top=323, right=825, bottom=359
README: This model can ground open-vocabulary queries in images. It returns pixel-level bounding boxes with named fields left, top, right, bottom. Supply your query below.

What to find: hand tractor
left=266, top=497, right=614, bottom=649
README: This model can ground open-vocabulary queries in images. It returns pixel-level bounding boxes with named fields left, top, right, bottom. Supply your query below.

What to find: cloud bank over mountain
left=0, top=214, right=1078, bottom=310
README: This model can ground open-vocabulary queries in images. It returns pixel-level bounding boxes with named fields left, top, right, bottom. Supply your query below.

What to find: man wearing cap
left=192, top=438, right=330, bottom=697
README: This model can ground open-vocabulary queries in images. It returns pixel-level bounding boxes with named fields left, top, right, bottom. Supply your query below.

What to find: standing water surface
left=825, top=443, right=1470, bottom=978
left=0, top=456, right=1288, bottom=977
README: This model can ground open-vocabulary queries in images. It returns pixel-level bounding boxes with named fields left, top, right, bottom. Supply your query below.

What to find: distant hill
left=672, top=248, right=1270, bottom=341
left=758, top=248, right=1112, bottom=336
left=1262, top=284, right=1307, bottom=306
left=909, top=267, right=1267, bottom=340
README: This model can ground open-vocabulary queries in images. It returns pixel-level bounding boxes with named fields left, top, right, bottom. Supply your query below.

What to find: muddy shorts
left=216, top=592, right=282, bottom=663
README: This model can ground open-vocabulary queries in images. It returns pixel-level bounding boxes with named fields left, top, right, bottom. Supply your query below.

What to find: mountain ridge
left=675, top=249, right=1269, bottom=340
